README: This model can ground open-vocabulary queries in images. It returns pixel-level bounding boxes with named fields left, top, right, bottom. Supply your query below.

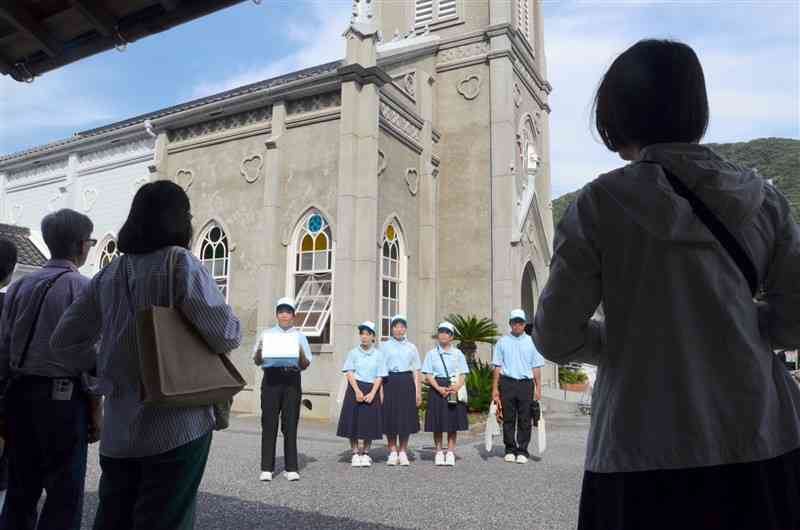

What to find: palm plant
left=444, top=314, right=500, bottom=367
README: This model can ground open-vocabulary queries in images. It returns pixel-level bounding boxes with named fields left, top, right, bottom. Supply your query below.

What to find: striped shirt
left=0, top=260, right=95, bottom=381
left=50, top=247, right=242, bottom=458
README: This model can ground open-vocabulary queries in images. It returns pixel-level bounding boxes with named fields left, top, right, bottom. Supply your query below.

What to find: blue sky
left=0, top=0, right=797, bottom=198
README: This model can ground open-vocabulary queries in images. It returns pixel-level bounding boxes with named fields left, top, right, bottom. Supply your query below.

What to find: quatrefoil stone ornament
left=457, top=75, right=481, bottom=100
left=240, top=154, right=264, bottom=184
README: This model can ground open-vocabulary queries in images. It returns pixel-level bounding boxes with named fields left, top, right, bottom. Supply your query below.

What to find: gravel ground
left=80, top=414, right=590, bottom=530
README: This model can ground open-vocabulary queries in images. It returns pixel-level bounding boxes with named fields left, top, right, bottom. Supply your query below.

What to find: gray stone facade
left=0, top=0, right=557, bottom=419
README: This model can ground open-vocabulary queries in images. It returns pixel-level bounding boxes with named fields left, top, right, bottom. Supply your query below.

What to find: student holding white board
left=253, top=297, right=312, bottom=483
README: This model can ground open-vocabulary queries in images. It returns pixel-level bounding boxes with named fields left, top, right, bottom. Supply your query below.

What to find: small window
left=98, top=238, right=120, bottom=270
left=199, top=224, right=230, bottom=301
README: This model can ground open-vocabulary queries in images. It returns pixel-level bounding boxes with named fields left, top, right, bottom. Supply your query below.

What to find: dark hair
left=118, top=181, right=193, bottom=254
left=593, top=39, right=709, bottom=152
left=0, top=238, right=17, bottom=282
left=41, top=209, right=94, bottom=259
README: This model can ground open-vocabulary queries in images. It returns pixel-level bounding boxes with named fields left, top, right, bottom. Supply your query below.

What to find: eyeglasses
left=86, top=238, right=97, bottom=248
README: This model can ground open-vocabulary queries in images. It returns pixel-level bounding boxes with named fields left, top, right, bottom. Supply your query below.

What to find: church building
left=0, top=0, right=556, bottom=419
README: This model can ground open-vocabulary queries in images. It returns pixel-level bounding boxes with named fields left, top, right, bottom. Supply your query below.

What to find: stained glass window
left=293, top=210, right=334, bottom=338
left=380, top=223, right=402, bottom=339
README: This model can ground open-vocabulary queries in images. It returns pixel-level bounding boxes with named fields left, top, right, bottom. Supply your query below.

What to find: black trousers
left=261, top=368, right=302, bottom=473
left=0, top=377, right=88, bottom=530
left=499, top=376, right=534, bottom=457
left=93, top=432, right=212, bottom=530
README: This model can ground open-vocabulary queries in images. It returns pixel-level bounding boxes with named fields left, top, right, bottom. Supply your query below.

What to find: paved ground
left=80, top=414, right=590, bottom=530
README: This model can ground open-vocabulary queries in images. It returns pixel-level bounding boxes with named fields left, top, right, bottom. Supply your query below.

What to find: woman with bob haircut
left=51, top=180, right=242, bottom=530
left=533, top=39, right=800, bottom=529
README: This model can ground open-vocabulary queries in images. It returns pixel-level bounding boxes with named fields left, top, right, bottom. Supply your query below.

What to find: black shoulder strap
left=438, top=347, right=451, bottom=381
left=653, top=163, right=759, bottom=297
left=14, top=270, right=72, bottom=372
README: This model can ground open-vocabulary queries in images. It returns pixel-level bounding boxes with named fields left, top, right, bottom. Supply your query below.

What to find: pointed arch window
left=199, top=224, right=230, bottom=301
left=292, top=211, right=334, bottom=338
left=380, top=222, right=404, bottom=339
left=98, top=237, right=120, bottom=270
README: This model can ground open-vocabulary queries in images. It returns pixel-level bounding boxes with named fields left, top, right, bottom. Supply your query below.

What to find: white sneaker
left=351, top=454, right=361, bottom=467
left=284, top=471, right=300, bottom=481
left=387, top=451, right=399, bottom=466
left=434, top=451, right=445, bottom=466
left=516, top=454, right=528, bottom=464
left=398, top=452, right=410, bottom=466
left=361, top=455, right=372, bottom=467
left=504, top=453, right=517, bottom=463
left=259, top=471, right=273, bottom=482
left=445, top=451, right=456, bottom=466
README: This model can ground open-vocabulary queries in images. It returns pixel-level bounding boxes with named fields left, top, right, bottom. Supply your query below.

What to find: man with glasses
left=0, top=209, right=100, bottom=529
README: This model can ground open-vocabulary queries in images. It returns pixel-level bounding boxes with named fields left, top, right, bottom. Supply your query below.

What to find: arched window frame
left=285, top=209, right=335, bottom=340
left=196, top=221, right=231, bottom=302
left=95, top=233, right=120, bottom=272
left=378, top=218, right=408, bottom=340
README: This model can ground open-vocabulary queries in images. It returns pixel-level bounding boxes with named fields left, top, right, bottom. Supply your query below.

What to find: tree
left=444, top=314, right=501, bottom=367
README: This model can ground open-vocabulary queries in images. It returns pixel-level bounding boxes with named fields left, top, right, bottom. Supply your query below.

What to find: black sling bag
left=648, top=162, right=760, bottom=297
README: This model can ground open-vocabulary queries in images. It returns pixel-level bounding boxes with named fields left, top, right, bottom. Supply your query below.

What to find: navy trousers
left=0, top=377, right=88, bottom=530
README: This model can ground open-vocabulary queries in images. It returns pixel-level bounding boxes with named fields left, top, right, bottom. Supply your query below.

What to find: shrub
left=466, top=359, right=495, bottom=413
left=559, top=367, right=588, bottom=385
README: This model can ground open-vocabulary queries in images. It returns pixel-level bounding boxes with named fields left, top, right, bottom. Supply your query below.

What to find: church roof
left=1, top=59, right=342, bottom=164
left=0, top=224, right=47, bottom=267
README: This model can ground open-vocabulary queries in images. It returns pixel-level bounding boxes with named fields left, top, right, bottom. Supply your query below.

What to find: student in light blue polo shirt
left=421, top=322, right=470, bottom=467
left=492, top=309, right=545, bottom=464
left=336, top=321, right=387, bottom=467
left=253, top=297, right=313, bottom=483
left=381, top=315, right=422, bottom=466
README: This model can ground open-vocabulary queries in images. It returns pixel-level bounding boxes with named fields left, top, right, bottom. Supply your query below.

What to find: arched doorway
left=521, top=261, right=538, bottom=321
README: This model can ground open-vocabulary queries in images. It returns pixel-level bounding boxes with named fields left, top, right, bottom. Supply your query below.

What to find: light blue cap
left=437, top=322, right=456, bottom=334
left=276, top=296, right=296, bottom=312
left=509, top=309, right=527, bottom=322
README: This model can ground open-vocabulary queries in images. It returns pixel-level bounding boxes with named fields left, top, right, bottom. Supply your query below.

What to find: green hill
left=552, top=138, right=800, bottom=226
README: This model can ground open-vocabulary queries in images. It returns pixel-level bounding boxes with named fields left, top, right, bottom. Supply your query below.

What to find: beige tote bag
left=123, top=247, right=245, bottom=408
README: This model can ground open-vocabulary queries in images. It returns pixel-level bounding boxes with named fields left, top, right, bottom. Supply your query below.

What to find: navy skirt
left=424, top=378, right=469, bottom=433
left=382, top=371, right=420, bottom=436
left=337, top=380, right=384, bottom=441
left=578, top=447, right=800, bottom=530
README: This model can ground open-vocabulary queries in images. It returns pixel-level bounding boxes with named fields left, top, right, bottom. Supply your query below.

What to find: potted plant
left=559, top=367, right=589, bottom=393
left=444, top=314, right=501, bottom=369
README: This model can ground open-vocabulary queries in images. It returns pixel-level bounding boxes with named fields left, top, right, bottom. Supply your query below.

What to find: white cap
left=437, top=322, right=456, bottom=334
left=275, top=297, right=296, bottom=312
left=357, top=321, right=376, bottom=335
left=509, top=309, right=527, bottom=322
left=390, top=314, right=408, bottom=326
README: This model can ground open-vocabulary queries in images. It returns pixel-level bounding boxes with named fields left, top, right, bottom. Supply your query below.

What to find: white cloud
left=0, top=70, right=115, bottom=154
left=543, top=2, right=799, bottom=198
left=190, top=1, right=352, bottom=99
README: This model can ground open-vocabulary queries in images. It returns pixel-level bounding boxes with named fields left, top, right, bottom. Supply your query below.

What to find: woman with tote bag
left=533, top=40, right=800, bottom=530
left=51, top=181, right=242, bottom=530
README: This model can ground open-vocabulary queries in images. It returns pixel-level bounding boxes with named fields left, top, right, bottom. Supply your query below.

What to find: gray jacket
left=534, top=143, right=800, bottom=473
